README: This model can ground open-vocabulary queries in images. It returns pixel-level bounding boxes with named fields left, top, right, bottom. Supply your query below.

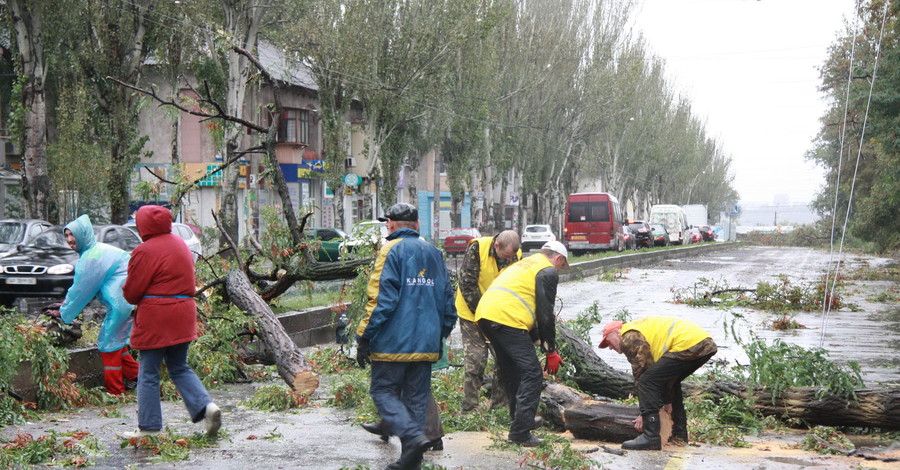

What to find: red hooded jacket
left=123, top=205, right=199, bottom=350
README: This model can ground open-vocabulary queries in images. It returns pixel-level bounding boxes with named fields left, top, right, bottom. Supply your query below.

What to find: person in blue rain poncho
left=46, top=215, right=138, bottom=395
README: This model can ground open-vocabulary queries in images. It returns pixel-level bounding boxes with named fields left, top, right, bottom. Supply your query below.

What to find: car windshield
left=352, top=222, right=387, bottom=238
left=27, top=230, right=68, bottom=249
left=651, top=225, right=666, bottom=232
left=525, top=226, right=548, bottom=233
left=628, top=223, right=645, bottom=230
left=0, top=222, right=25, bottom=244
left=448, top=228, right=477, bottom=237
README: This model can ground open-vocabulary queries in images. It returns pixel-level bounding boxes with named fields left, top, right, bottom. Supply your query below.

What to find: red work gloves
left=544, top=350, right=563, bottom=375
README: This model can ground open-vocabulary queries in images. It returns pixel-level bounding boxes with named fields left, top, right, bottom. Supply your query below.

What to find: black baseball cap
left=377, top=203, right=418, bottom=222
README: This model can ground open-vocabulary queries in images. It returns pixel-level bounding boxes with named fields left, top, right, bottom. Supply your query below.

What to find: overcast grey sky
left=630, top=0, right=855, bottom=205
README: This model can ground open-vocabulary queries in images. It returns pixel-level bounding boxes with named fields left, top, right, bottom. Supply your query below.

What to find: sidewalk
left=3, top=377, right=897, bottom=470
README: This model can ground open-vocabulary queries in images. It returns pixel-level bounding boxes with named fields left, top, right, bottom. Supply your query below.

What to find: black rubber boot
left=669, top=407, right=688, bottom=445
left=388, top=435, right=430, bottom=470
left=622, top=413, right=662, bottom=451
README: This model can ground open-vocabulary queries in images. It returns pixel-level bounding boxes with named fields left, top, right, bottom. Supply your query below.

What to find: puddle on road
left=557, top=246, right=900, bottom=386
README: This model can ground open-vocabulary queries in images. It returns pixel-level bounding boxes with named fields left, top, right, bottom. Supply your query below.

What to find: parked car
left=685, top=227, right=703, bottom=244
left=304, top=227, right=347, bottom=261
left=626, top=221, right=652, bottom=248
left=0, top=228, right=76, bottom=306
left=96, top=224, right=143, bottom=252
left=339, top=220, right=388, bottom=256
left=0, top=219, right=53, bottom=258
left=125, top=222, right=202, bottom=261
left=697, top=225, right=715, bottom=242
left=521, top=224, right=556, bottom=251
left=650, top=224, right=669, bottom=247
left=621, top=225, right=636, bottom=251
left=443, top=228, right=481, bottom=256
left=0, top=225, right=143, bottom=307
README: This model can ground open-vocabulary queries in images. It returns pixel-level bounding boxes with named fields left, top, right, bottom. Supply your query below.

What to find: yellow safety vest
left=474, top=253, right=553, bottom=331
left=455, top=237, right=506, bottom=322
left=622, top=317, right=710, bottom=362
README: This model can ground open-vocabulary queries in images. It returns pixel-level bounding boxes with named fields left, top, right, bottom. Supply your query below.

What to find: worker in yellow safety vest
left=598, top=317, right=717, bottom=450
left=455, top=230, right=521, bottom=412
left=474, top=240, right=567, bottom=447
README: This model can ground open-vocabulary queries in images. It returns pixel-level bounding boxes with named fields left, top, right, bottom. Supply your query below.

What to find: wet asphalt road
left=555, top=245, right=900, bottom=386
left=2, top=245, right=898, bottom=469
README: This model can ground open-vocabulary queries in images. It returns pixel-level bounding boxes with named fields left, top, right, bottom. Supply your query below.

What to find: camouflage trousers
left=460, top=317, right=508, bottom=411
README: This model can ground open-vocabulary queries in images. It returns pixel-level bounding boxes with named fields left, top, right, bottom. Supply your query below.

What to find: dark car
left=304, top=227, right=347, bottom=261
left=442, top=228, right=481, bottom=256
left=0, top=219, right=53, bottom=259
left=0, top=228, right=76, bottom=306
left=697, top=225, right=715, bottom=242
left=627, top=221, right=652, bottom=248
left=650, top=224, right=669, bottom=247
left=0, top=225, right=141, bottom=307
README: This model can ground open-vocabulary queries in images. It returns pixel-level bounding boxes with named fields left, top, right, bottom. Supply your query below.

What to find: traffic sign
left=343, top=173, right=362, bottom=187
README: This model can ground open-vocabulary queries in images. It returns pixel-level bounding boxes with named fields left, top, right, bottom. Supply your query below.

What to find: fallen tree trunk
left=557, top=324, right=634, bottom=398
left=682, top=381, right=900, bottom=429
left=556, top=323, right=900, bottom=430
left=226, top=269, right=319, bottom=394
left=541, top=382, right=642, bottom=442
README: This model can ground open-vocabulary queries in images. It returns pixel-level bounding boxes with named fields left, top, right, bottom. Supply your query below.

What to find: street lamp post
left=685, top=170, right=706, bottom=204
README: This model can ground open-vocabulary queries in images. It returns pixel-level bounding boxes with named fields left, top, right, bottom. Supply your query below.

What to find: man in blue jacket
left=47, top=215, right=137, bottom=395
left=356, top=203, right=456, bottom=470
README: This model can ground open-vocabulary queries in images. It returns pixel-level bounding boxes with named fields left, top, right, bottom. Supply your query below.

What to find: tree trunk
left=225, top=269, right=319, bottom=394
left=9, top=0, right=51, bottom=220
left=556, top=323, right=900, bottom=430
left=682, top=381, right=900, bottom=430
left=541, top=382, right=641, bottom=442
left=557, top=324, right=634, bottom=398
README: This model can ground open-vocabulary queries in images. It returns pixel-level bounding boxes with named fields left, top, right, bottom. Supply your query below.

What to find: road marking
left=663, top=454, right=687, bottom=470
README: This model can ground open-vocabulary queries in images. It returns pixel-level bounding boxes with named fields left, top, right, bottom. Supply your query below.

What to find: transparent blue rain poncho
left=59, top=215, right=134, bottom=353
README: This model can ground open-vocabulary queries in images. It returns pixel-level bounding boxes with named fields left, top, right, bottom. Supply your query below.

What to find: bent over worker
left=474, top=240, right=567, bottom=447
left=455, top=230, right=520, bottom=412
left=50, top=215, right=137, bottom=395
left=598, top=317, right=717, bottom=450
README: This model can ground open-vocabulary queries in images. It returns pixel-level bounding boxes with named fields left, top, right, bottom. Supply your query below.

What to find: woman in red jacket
left=121, top=205, right=221, bottom=438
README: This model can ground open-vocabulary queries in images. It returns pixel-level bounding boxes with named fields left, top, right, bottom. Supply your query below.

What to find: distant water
left=731, top=203, right=819, bottom=226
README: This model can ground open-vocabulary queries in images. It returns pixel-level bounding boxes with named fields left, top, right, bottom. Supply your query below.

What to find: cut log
left=541, top=382, right=641, bottom=442
left=225, top=269, right=319, bottom=394
left=556, top=322, right=900, bottom=430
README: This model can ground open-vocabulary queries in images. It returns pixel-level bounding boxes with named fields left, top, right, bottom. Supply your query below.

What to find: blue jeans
left=137, top=341, right=211, bottom=431
left=369, top=361, right=431, bottom=444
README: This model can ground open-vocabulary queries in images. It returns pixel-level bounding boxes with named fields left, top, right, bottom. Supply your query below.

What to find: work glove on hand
left=356, top=338, right=371, bottom=368
left=44, top=309, right=61, bottom=319
left=544, top=350, right=563, bottom=375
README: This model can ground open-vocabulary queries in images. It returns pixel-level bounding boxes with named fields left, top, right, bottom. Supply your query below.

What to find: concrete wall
left=12, top=305, right=342, bottom=401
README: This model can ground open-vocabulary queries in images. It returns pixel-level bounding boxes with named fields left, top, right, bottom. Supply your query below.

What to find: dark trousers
left=635, top=354, right=715, bottom=418
left=370, top=361, right=431, bottom=445
left=477, top=320, right=543, bottom=440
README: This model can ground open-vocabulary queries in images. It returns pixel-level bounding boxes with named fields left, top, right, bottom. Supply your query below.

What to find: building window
left=279, top=108, right=309, bottom=145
